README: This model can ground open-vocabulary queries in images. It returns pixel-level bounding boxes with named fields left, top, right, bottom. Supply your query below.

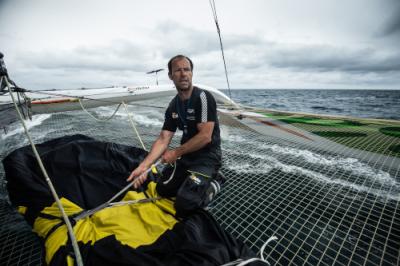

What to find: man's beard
left=175, top=81, right=192, bottom=92
left=177, top=86, right=190, bottom=92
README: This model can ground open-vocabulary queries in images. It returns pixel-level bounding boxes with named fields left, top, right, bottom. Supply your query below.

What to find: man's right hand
left=127, top=164, right=149, bottom=189
left=161, top=149, right=179, bottom=164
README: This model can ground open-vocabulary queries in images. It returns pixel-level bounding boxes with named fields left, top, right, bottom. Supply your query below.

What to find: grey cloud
left=150, top=21, right=400, bottom=85
left=7, top=15, right=400, bottom=90
left=381, top=11, right=400, bottom=37
left=152, top=21, right=220, bottom=58
left=273, top=46, right=400, bottom=74
left=17, top=40, right=154, bottom=72
left=375, top=0, right=400, bottom=39
left=218, top=36, right=400, bottom=75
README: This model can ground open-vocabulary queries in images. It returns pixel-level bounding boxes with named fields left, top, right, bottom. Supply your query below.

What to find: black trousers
left=156, top=155, right=222, bottom=217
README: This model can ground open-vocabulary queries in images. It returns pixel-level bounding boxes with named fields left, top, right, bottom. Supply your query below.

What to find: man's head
left=168, top=55, right=193, bottom=92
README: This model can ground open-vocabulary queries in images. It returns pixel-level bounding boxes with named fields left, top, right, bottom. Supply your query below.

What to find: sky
left=0, top=0, right=399, bottom=90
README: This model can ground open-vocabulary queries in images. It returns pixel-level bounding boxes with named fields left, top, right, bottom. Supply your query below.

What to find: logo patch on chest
left=172, top=112, right=178, bottom=119
left=187, top=108, right=194, bottom=114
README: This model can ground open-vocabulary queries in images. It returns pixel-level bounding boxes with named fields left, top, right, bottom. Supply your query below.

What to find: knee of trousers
left=175, top=174, right=221, bottom=217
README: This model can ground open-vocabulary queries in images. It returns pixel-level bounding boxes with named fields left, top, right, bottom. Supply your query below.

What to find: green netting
left=260, top=113, right=366, bottom=127
left=312, top=131, right=368, bottom=138
left=389, top=144, right=400, bottom=154
left=380, top=127, right=400, bottom=138
left=259, top=111, right=400, bottom=158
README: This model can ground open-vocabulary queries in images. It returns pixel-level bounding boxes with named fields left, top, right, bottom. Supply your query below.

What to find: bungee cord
left=78, top=99, right=123, bottom=122
left=122, top=101, right=147, bottom=151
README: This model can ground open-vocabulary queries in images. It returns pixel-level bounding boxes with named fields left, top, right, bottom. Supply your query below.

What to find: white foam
left=275, top=162, right=400, bottom=201
left=220, top=125, right=230, bottom=141
left=123, top=113, right=163, bottom=127
left=227, top=161, right=274, bottom=175
left=88, top=105, right=164, bottom=127
left=225, top=140, right=399, bottom=201
left=264, top=144, right=397, bottom=187
left=1, top=114, right=52, bottom=140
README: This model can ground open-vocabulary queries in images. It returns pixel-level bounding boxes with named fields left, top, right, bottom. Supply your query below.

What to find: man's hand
left=162, top=149, right=179, bottom=164
left=127, top=164, right=149, bottom=189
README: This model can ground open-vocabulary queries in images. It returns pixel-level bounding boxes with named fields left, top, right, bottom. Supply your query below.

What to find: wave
left=224, top=137, right=399, bottom=201
left=88, top=106, right=164, bottom=127
left=311, top=106, right=343, bottom=112
left=1, top=114, right=52, bottom=140
left=265, top=144, right=396, bottom=187
left=227, top=89, right=400, bottom=120
left=118, top=112, right=163, bottom=127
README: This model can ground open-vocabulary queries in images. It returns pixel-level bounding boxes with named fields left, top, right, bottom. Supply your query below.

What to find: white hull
left=0, top=84, right=238, bottom=114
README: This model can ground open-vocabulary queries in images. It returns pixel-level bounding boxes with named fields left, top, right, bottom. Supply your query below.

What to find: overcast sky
left=0, top=0, right=399, bottom=90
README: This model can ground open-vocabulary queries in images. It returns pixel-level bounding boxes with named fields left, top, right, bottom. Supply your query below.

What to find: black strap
left=40, top=211, right=84, bottom=241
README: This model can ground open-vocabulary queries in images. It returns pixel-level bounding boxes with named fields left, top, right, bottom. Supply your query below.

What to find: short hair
left=168, top=55, right=193, bottom=74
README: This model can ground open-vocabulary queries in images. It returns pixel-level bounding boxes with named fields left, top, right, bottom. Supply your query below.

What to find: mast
left=146, top=68, right=164, bottom=85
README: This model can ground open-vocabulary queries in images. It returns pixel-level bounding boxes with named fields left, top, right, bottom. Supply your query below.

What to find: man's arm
left=127, top=130, right=174, bottom=187
left=162, top=121, right=214, bottom=163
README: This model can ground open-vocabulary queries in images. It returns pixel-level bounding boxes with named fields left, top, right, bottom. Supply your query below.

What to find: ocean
left=222, top=89, right=400, bottom=120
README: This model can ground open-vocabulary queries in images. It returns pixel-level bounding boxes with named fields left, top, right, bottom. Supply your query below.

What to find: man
left=127, top=55, right=222, bottom=216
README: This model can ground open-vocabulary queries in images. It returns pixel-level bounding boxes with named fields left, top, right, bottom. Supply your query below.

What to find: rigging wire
left=4, top=77, right=84, bottom=266
left=209, top=0, right=232, bottom=100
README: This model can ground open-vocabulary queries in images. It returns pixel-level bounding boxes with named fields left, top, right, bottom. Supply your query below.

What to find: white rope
left=162, top=162, right=177, bottom=185
left=74, top=197, right=162, bottom=221
left=108, top=197, right=161, bottom=207
left=79, top=98, right=122, bottom=121
left=79, top=99, right=147, bottom=151
left=108, top=159, right=162, bottom=203
left=6, top=77, right=84, bottom=266
left=73, top=159, right=162, bottom=221
left=122, top=101, right=147, bottom=151
left=80, top=97, right=146, bottom=153
left=260, top=236, right=278, bottom=261
left=219, top=236, right=278, bottom=266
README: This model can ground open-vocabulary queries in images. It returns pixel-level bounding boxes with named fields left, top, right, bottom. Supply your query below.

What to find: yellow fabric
left=33, top=181, right=177, bottom=265
left=151, top=165, right=158, bottom=174
left=66, top=256, right=74, bottom=266
left=17, top=206, right=27, bottom=215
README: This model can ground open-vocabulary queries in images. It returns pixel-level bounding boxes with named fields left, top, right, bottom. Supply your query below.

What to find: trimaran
left=1, top=55, right=400, bottom=265
left=1, top=1, right=399, bottom=264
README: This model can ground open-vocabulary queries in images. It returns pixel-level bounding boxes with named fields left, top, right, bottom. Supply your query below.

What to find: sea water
left=222, top=89, right=400, bottom=120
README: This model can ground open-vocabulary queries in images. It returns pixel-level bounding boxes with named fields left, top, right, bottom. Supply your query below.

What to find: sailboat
left=1, top=2, right=399, bottom=264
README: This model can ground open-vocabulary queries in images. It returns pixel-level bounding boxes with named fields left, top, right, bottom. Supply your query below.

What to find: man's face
left=168, top=58, right=193, bottom=92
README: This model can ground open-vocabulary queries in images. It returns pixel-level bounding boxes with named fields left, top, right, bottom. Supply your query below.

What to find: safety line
left=5, top=77, right=84, bottom=266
